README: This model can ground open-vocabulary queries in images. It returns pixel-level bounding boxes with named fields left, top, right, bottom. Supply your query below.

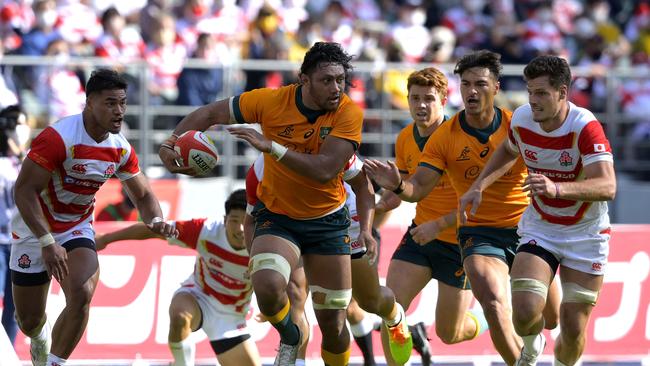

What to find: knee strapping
left=561, top=282, right=598, bottom=305
left=249, top=253, right=291, bottom=284
left=511, top=278, right=549, bottom=300
left=309, top=285, right=352, bottom=310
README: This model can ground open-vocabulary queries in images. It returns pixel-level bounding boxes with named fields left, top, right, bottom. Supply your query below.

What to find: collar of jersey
left=296, top=85, right=327, bottom=124
left=411, top=115, right=448, bottom=151
left=459, top=107, right=502, bottom=144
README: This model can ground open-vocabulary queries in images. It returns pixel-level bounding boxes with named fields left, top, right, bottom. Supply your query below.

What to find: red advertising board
left=8, top=224, right=650, bottom=363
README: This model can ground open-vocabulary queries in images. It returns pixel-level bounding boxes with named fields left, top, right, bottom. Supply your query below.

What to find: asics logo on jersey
left=278, top=125, right=294, bottom=137
left=304, top=128, right=315, bottom=138
left=456, top=146, right=470, bottom=161
left=480, top=147, right=490, bottom=158
left=71, top=163, right=87, bottom=174
left=559, top=151, right=573, bottom=167
left=524, top=149, right=538, bottom=162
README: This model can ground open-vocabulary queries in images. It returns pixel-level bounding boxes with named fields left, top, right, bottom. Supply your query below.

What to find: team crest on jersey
left=17, top=254, right=31, bottom=269
left=319, top=127, right=332, bottom=140
left=103, top=164, right=116, bottom=178
left=456, top=146, right=470, bottom=161
left=559, top=151, right=573, bottom=167
left=278, top=125, right=294, bottom=137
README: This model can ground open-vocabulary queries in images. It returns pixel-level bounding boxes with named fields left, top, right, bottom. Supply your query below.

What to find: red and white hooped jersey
left=507, top=102, right=613, bottom=233
left=169, top=217, right=252, bottom=316
left=14, top=114, right=140, bottom=235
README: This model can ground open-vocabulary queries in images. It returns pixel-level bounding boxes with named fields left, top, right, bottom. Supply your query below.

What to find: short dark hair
left=225, top=189, right=247, bottom=214
left=454, top=50, right=503, bottom=81
left=523, top=55, right=572, bottom=90
left=300, top=42, right=354, bottom=87
left=101, top=7, right=120, bottom=28
left=85, top=69, right=128, bottom=97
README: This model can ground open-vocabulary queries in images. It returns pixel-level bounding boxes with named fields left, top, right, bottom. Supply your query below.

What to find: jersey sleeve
left=230, top=88, right=273, bottom=124
left=342, top=154, right=362, bottom=181
left=245, top=164, right=260, bottom=211
left=394, top=130, right=409, bottom=174
left=578, top=120, right=613, bottom=166
left=116, top=144, right=141, bottom=180
left=506, top=126, right=520, bottom=155
left=328, top=100, right=363, bottom=150
left=418, top=127, right=446, bottom=175
left=26, top=127, right=67, bottom=172
left=167, top=218, right=207, bottom=249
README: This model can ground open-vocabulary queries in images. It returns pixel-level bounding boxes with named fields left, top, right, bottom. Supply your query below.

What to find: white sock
left=33, top=319, right=50, bottom=343
left=385, top=303, right=404, bottom=327
left=522, top=333, right=544, bottom=355
left=295, top=359, right=306, bottom=366
left=349, top=313, right=376, bottom=337
left=46, top=354, right=67, bottom=365
left=169, top=338, right=195, bottom=366
left=554, top=359, right=568, bottom=366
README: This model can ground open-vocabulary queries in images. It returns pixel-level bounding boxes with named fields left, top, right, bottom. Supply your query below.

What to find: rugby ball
left=174, top=130, right=219, bottom=175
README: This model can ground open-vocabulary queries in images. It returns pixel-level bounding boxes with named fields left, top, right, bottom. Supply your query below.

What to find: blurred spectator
left=441, top=0, right=491, bottom=58
left=585, top=0, right=631, bottom=64
left=139, top=0, right=175, bottom=44
left=40, top=39, right=86, bottom=123
left=0, top=0, right=33, bottom=52
left=0, top=43, right=19, bottom=110
left=243, top=4, right=287, bottom=91
left=96, top=184, right=138, bottom=221
left=93, top=0, right=147, bottom=21
left=175, top=0, right=213, bottom=50
left=0, top=104, right=27, bottom=347
left=625, top=2, right=650, bottom=58
left=56, top=0, right=103, bottom=55
left=521, top=2, right=564, bottom=57
left=18, top=0, right=60, bottom=56
left=389, top=0, right=430, bottom=62
left=319, top=1, right=361, bottom=55
left=145, top=13, right=187, bottom=105
left=279, top=0, right=309, bottom=35
left=95, top=7, right=145, bottom=63
left=176, top=33, right=223, bottom=106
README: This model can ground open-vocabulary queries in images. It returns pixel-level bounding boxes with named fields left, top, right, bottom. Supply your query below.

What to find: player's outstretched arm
left=228, top=127, right=355, bottom=184
left=159, top=98, right=232, bottom=174
left=528, top=161, right=616, bottom=202
left=95, top=223, right=165, bottom=251
left=459, top=142, right=519, bottom=224
left=15, top=158, right=69, bottom=281
left=364, top=160, right=441, bottom=203
left=122, top=174, right=177, bottom=238
left=346, top=169, right=378, bottom=265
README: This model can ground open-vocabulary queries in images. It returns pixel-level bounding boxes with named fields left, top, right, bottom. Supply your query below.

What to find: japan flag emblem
left=594, top=144, right=606, bottom=152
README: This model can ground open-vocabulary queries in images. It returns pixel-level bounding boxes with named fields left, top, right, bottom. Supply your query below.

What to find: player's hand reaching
left=363, top=160, right=401, bottom=191
left=158, top=143, right=196, bottom=176
left=522, top=173, right=557, bottom=198
left=458, top=186, right=483, bottom=224
left=227, top=127, right=272, bottom=153
left=410, top=220, right=442, bottom=245
left=357, top=230, right=378, bottom=266
left=95, top=234, right=109, bottom=251
left=42, top=244, right=68, bottom=282
left=146, top=219, right=178, bottom=238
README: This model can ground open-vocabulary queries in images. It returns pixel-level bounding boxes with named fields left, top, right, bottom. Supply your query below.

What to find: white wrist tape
left=38, top=233, right=55, bottom=248
left=149, top=217, right=164, bottom=226
left=269, top=141, right=288, bottom=161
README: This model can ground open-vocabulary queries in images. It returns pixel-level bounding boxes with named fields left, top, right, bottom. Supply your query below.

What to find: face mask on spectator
left=410, top=9, right=426, bottom=26
left=592, top=5, right=610, bottom=23
left=37, top=10, right=57, bottom=28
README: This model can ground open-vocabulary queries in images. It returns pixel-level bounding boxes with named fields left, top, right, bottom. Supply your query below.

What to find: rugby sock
left=522, top=332, right=544, bottom=356
left=169, top=338, right=195, bottom=365
left=267, top=300, right=300, bottom=345
left=322, top=347, right=351, bottom=366
left=31, top=317, right=49, bottom=341
left=467, top=308, right=489, bottom=339
left=353, top=333, right=376, bottom=366
left=385, top=303, right=404, bottom=327
left=46, top=354, right=67, bottom=365
left=554, top=359, right=568, bottom=366
left=350, top=313, right=376, bottom=337
left=295, top=359, right=306, bottom=366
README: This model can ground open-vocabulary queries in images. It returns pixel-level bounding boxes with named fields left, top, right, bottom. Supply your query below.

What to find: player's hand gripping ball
left=174, top=130, right=219, bottom=176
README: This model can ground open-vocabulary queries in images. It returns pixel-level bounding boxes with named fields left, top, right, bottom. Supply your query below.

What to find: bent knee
left=169, top=311, right=193, bottom=330
left=16, top=315, right=45, bottom=335
left=435, top=326, right=461, bottom=345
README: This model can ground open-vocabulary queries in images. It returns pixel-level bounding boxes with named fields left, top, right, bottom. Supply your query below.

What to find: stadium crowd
left=0, top=0, right=649, bottom=125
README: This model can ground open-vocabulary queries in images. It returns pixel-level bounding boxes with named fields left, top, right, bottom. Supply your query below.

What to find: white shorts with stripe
left=174, top=279, right=249, bottom=341
left=10, top=218, right=94, bottom=274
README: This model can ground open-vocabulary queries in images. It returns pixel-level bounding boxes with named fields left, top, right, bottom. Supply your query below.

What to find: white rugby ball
left=174, top=130, right=219, bottom=176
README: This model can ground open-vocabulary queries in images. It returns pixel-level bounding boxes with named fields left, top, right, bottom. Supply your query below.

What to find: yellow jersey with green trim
left=232, top=84, right=363, bottom=219
left=395, top=122, right=457, bottom=244
left=419, top=107, right=529, bottom=228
